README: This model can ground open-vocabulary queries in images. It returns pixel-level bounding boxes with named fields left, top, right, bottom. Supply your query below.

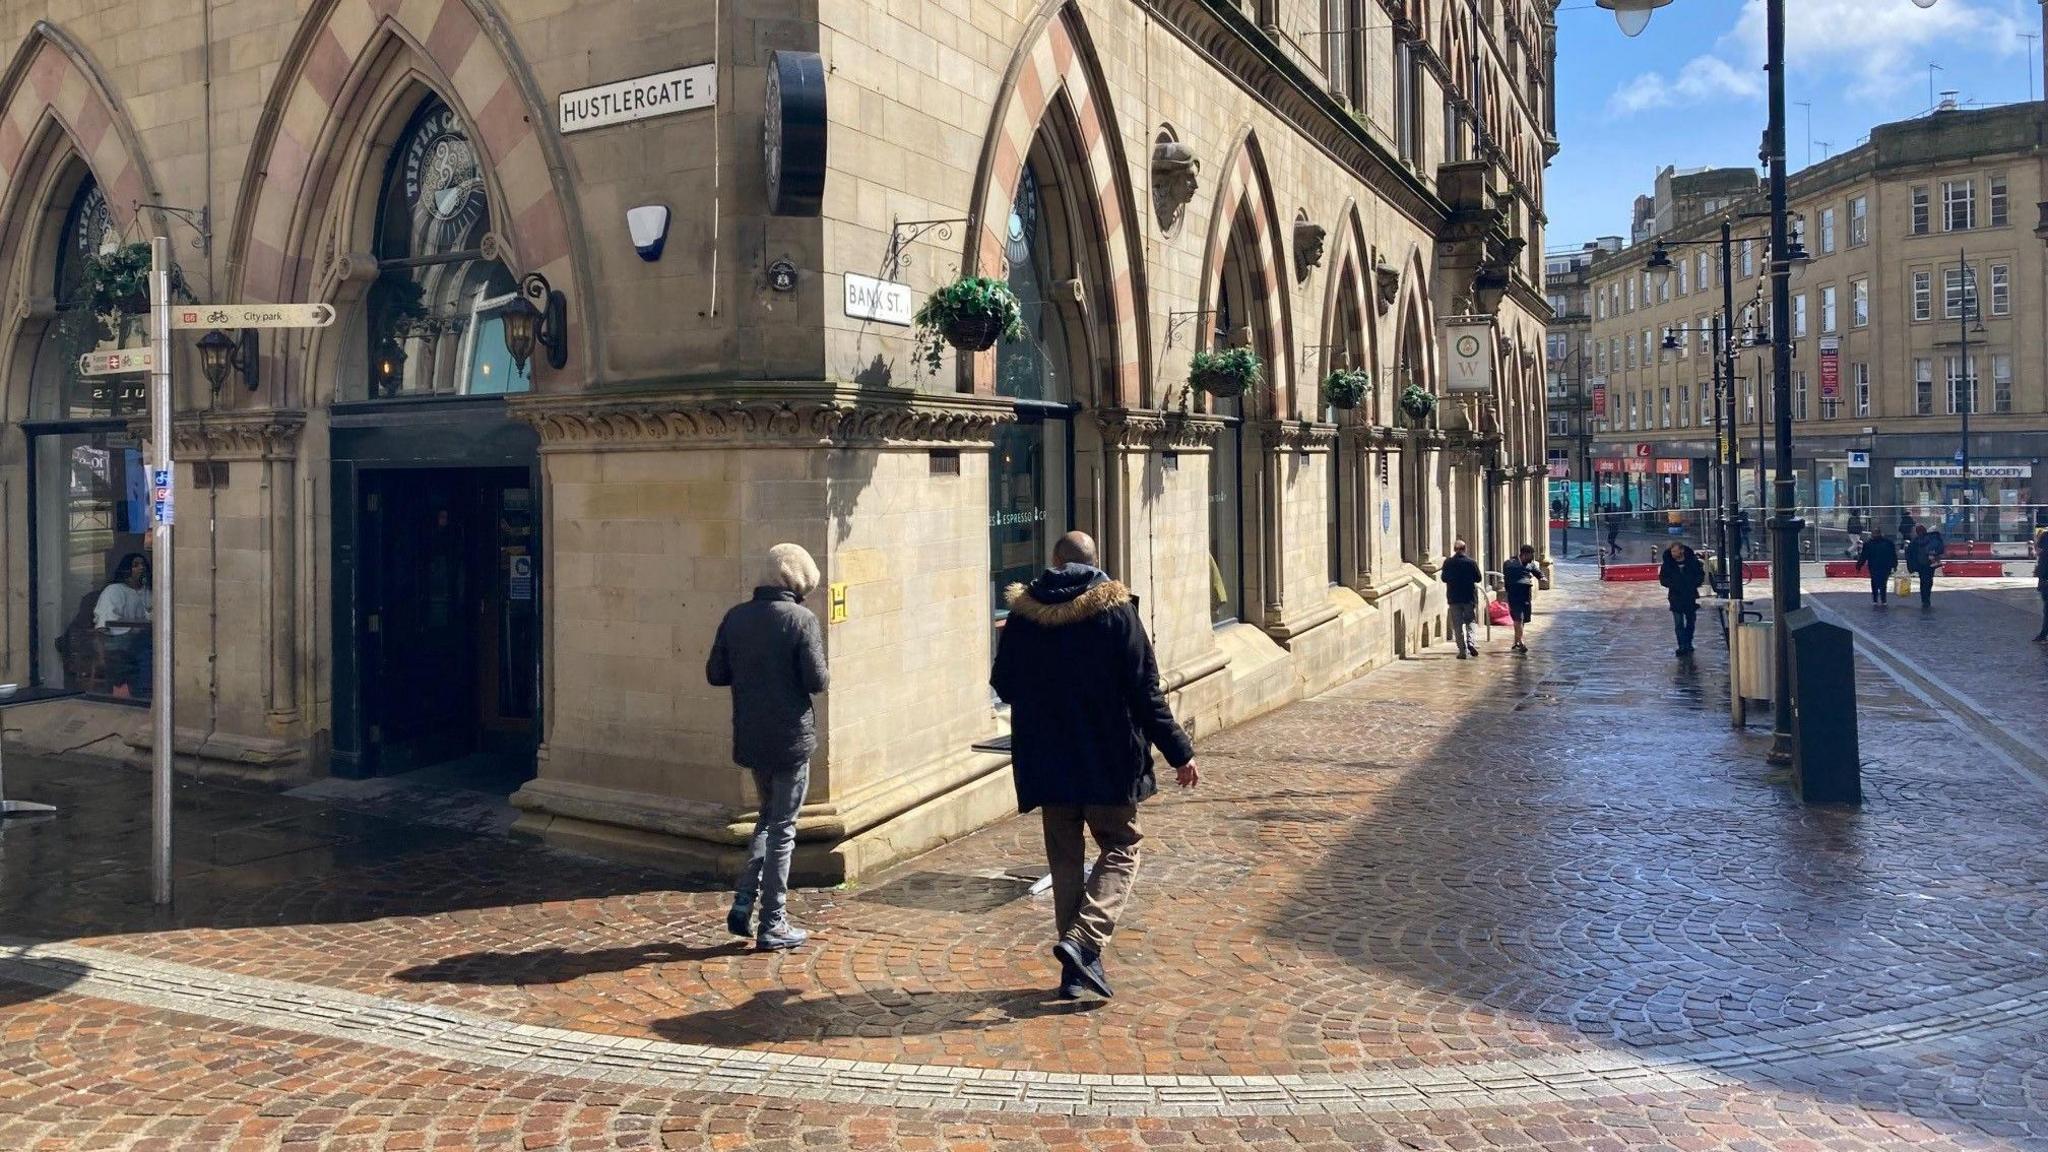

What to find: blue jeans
left=1672, top=608, right=1697, bottom=650
left=736, top=759, right=811, bottom=927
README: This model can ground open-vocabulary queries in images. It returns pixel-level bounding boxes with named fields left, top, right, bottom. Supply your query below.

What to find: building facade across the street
left=0, top=0, right=1552, bottom=879
left=1578, top=98, right=2048, bottom=551
left=1543, top=236, right=1619, bottom=520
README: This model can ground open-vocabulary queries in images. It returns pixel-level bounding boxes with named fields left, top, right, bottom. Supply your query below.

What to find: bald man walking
left=992, top=532, right=1197, bottom=1000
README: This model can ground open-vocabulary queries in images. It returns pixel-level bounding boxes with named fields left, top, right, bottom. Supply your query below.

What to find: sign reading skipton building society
left=559, top=64, right=716, bottom=134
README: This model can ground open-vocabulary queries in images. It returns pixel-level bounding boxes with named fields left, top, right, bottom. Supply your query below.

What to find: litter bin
left=1734, top=613, right=1773, bottom=702
left=1786, top=607, right=1861, bottom=804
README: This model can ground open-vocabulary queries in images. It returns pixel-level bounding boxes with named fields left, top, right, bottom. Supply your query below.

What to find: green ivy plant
left=1320, top=368, right=1370, bottom=410
left=910, top=277, right=1025, bottom=375
left=1398, top=382, right=1437, bottom=421
left=53, top=242, right=197, bottom=362
left=1189, top=346, right=1262, bottom=398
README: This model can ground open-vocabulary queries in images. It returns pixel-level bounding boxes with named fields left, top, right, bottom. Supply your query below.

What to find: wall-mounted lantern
left=502, top=271, right=568, bottom=372
left=196, top=328, right=258, bottom=394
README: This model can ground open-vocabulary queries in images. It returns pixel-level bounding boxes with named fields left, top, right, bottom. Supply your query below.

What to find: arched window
left=357, top=96, right=526, bottom=400
left=26, top=170, right=153, bottom=700
left=988, top=126, right=1109, bottom=649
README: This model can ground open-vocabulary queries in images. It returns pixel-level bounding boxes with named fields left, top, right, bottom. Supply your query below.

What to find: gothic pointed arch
left=0, top=23, right=166, bottom=426
left=225, top=0, right=592, bottom=399
left=1197, top=129, right=1293, bottom=417
left=1390, top=243, right=1437, bottom=408
left=1315, top=201, right=1378, bottom=423
left=963, top=2, right=1148, bottom=406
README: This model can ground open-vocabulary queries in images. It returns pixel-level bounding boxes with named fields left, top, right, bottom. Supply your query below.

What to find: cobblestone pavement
left=3, top=572, right=2046, bottom=1149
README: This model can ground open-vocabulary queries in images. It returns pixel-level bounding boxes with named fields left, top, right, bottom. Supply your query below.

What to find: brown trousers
left=1039, top=804, right=1143, bottom=954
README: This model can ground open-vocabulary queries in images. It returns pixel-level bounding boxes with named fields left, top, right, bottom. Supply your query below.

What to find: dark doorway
left=335, top=467, right=537, bottom=785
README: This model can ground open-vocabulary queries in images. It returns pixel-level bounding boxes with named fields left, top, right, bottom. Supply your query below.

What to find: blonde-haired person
left=708, top=543, right=829, bottom=951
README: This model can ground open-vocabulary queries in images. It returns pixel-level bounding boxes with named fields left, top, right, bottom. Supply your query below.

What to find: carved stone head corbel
left=1293, top=214, right=1327, bottom=282
left=1151, top=136, right=1201, bottom=232
left=1372, top=253, right=1400, bottom=315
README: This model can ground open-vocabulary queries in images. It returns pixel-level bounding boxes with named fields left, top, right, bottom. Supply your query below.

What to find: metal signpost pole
left=1765, top=0, right=1803, bottom=766
left=149, top=237, right=175, bottom=907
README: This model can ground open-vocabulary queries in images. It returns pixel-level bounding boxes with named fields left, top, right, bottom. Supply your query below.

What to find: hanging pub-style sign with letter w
left=1440, top=315, right=1497, bottom=395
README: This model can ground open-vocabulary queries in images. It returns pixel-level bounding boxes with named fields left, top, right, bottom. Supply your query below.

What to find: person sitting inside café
left=94, top=552, right=153, bottom=699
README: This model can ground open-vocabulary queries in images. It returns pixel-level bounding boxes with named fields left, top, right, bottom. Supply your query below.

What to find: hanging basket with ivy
left=53, top=242, right=195, bottom=361
left=1398, top=383, right=1437, bottom=422
left=911, top=277, right=1025, bottom=374
left=1189, top=346, right=1262, bottom=399
left=1320, top=369, right=1370, bottom=410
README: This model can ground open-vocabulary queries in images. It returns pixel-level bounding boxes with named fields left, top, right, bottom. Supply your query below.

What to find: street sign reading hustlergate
left=79, top=349, right=153, bottom=376
left=171, top=303, right=335, bottom=330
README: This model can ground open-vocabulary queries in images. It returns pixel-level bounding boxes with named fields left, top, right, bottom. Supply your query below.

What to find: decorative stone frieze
left=1258, top=419, right=1338, bottom=453
left=1094, top=408, right=1227, bottom=451
left=508, top=386, right=1017, bottom=450
left=157, top=411, right=307, bottom=461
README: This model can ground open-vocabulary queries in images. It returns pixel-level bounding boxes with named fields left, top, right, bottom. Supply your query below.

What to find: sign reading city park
left=78, top=348, right=153, bottom=376
left=1440, top=316, right=1495, bottom=394
left=171, top=303, right=334, bottom=330
left=843, top=273, right=914, bottom=326
left=559, top=64, right=717, bottom=134
left=1894, top=464, right=2031, bottom=479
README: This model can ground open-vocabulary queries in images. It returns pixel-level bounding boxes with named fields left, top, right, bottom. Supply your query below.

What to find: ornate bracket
left=883, top=217, right=972, bottom=281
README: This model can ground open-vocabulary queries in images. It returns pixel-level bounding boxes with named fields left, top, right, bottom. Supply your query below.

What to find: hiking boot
left=757, top=920, right=810, bottom=952
left=1052, top=939, right=1112, bottom=999
left=726, top=899, right=754, bottom=939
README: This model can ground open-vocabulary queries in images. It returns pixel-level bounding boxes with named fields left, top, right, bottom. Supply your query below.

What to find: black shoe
left=1052, top=939, right=1112, bottom=999
left=726, top=900, right=753, bottom=939
left=1056, top=955, right=1083, bottom=1000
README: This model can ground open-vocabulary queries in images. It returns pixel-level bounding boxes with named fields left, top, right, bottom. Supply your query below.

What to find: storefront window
left=357, top=96, right=528, bottom=400
left=1894, top=463, right=2034, bottom=541
left=28, top=173, right=153, bottom=700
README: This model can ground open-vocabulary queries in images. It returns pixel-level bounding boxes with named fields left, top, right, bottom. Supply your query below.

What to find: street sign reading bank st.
left=172, top=303, right=334, bottom=330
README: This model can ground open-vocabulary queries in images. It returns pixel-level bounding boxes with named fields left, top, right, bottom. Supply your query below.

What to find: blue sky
left=1547, top=0, right=2045, bottom=247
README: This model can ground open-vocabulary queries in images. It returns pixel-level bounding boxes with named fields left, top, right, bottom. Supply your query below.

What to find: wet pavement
left=2, top=570, right=2046, bottom=1149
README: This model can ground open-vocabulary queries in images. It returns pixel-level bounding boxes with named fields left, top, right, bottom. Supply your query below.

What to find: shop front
left=1893, top=462, right=2036, bottom=542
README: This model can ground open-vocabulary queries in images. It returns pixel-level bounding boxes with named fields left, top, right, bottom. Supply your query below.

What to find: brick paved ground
left=2, top=570, right=2045, bottom=1149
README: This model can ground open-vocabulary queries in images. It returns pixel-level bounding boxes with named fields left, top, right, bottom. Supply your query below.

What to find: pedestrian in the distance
left=1905, top=525, right=1939, bottom=609
left=1502, top=544, right=1540, bottom=654
left=1857, top=527, right=1898, bottom=607
left=1659, top=542, right=1706, bottom=656
left=708, top=543, right=830, bottom=952
left=1897, top=511, right=1916, bottom=541
left=991, top=531, right=1197, bottom=1001
left=2034, top=545, right=2048, bottom=642
left=1604, top=510, right=1621, bottom=557
left=1441, top=540, right=1484, bottom=659
left=1734, top=507, right=1752, bottom=560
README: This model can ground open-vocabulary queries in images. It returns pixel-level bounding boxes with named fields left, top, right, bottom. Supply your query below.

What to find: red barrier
left=1600, top=564, right=1661, bottom=582
left=1942, top=560, right=2006, bottom=577
left=1549, top=518, right=1567, bottom=529
left=1823, top=561, right=1860, bottom=578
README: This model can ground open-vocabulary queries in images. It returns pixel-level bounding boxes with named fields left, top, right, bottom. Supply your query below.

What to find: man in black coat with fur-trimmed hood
left=992, top=531, right=1197, bottom=1001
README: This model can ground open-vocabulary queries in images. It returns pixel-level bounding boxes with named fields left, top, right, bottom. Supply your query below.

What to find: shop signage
left=843, top=272, right=914, bottom=325
left=171, top=302, right=334, bottom=329
left=1593, top=457, right=1624, bottom=472
left=1634, top=442, right=1652, bottom=457
left=1547, top=461, right=1569, bottom=478
left=1440, top=316, right=1494, bottom=394
left=1623, top=457, right=1651, bottom=474
left=1591, top=383, right=1607, bottom=412
left=1654, top=459, right=1690, bottom=475
left=1819, top=336, right=1840, bottom=399
left=1893, top=464, right=2031, bottom=479
left=559, top=64, right=716, bottom=134
left=1847, top=450, right=1869, bottom=468
left=78, top=348, right=152, bottom=375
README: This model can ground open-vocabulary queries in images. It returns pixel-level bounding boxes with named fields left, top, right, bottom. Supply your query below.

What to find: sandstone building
left=1578, top=100, right=2048, bottom=548
left=0, top=0, right=1553, bottom=878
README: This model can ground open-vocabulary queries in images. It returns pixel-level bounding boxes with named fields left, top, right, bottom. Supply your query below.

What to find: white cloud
left=1608, top=56, right=1764, bottom=117
left=1606, top=0, right=2027, bottom=116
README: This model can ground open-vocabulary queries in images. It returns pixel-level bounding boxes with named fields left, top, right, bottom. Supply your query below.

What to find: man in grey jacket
left=707, top=543, right=829, bottom=951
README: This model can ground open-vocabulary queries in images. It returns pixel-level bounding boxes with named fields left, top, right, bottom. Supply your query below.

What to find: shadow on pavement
left=0, top=753, right=719, bottom=958
left=654, top=985, right=1102, bottom=1047
left=391, top=940, right=749, bottom=986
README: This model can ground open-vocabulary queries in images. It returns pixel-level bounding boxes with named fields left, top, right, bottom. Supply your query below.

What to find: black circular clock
left=764, top=50, right=827, bottom=218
